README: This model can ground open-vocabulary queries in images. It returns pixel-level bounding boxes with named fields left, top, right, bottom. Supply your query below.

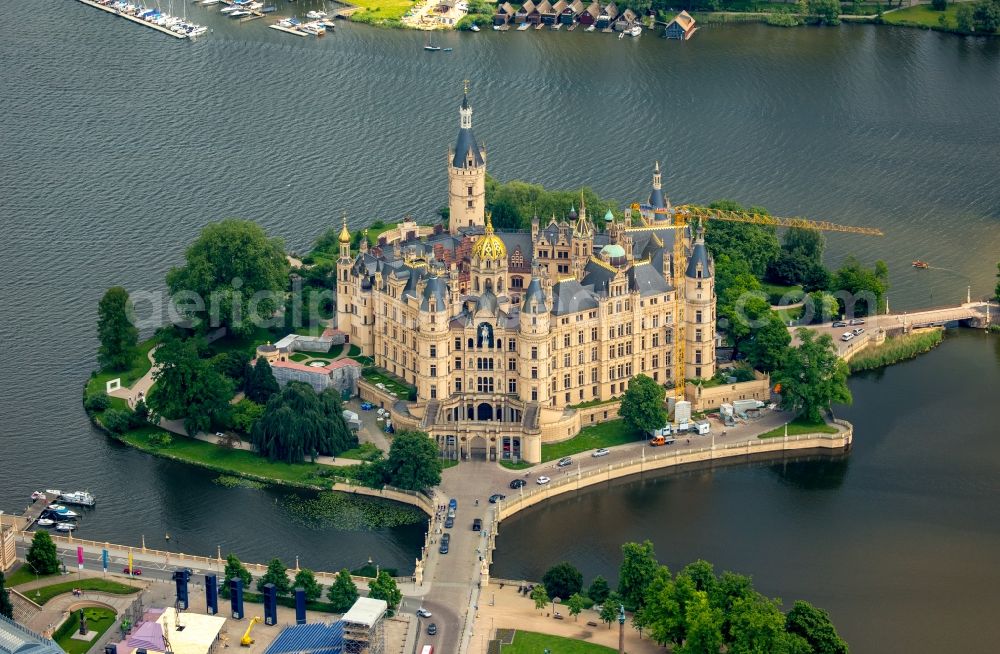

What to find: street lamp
left=618, top=603, right=626, bottom=654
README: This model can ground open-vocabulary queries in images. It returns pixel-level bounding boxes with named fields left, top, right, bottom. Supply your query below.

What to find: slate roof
left=523, top=277, right=548, bottom=313
left=453, top=128, right=484, bottom=168
left=628, top=261, right=671, bottom=296
left=420, top=275, right=449, bottom=310
left=686, top=240, right=711, bottom=277
left=475, top=288, right=499, bottom=314
left=649, top=186, right=666, bottom=209
left=552, top=278, right=600, bottom=315
left=582, top=257, right=618, bottom=295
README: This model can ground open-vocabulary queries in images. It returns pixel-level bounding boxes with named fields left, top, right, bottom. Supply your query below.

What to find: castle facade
left=336, top=92, right=716, bottom=463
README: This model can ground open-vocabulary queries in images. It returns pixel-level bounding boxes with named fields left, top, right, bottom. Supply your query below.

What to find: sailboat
left=424, top=32, right=441, bottom=51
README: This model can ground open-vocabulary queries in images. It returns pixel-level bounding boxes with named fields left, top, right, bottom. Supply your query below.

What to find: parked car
left=123, top=567, right=142, bottom=576
left=509, top=479, right=526, bottom=489
left=832, top=321, right=848, bottom=328
left=536, top=476, right=551, bottom=485
left=556, top=457, right=573, bottom=468
left=488, top=493, right=505, bottom=503
left=841, top=332, right=855, bottom=342
left=444, top=516, right=454, bottom=528
left=592, top=448, right=610, bottom=457
left=439, top=540, right=450, bottom=554
left=416, top=608, right=432, bottom=618
left=427, top=623, right=438, bottom=635
left=448, top=498, right=458, bottom=510
left=853, top=327, right=865, bottom=335
left=848, top=318, right=866, bottom=326
left=447, top=508, right=456, bottom=519
left=360, top=402, right=373, bottom=410
left=473, top=518, right=482, bottom=531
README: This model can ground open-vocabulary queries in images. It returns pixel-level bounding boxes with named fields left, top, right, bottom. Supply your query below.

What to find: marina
left=75, top=0, right=207, bottom=39
left=269, top=16, right=335, bottom=36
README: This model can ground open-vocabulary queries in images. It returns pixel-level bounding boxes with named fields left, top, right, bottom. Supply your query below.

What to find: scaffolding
left=341, top=598, right=387, bottom=654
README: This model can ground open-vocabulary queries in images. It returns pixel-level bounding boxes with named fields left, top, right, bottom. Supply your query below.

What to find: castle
left=336, top=90, right=716, bottom=464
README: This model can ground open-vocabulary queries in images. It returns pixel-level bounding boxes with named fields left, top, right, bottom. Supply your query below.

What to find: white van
left=692, top=421, right=711, bottom=435
left=841, top=332, right=855, bottom=342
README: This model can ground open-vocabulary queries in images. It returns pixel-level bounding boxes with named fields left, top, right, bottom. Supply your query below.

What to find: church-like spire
left=452, top=81, right=484, bottom=169
left=649, top=160, right=667, bottom=211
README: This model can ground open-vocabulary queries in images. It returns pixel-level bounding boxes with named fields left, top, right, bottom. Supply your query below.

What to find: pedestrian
left=475, top=498, right=479, bottom=506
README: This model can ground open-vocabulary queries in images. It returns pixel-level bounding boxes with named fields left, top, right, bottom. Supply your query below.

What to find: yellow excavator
left=240, top=616, right=262, bottom=647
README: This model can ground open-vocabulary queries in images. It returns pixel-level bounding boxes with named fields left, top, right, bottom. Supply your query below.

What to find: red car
left=123, top=567, right=142, bottom=576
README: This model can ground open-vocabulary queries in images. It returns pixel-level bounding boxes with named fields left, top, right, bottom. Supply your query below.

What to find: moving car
left=488, top=493, right=505, bottom=503
left=592, top=448, right=610, bottom=457
left=427, top=623, right=438, bottom=636
left=444, top=516, right=454, bottom=529
left=509, top=479, right=526, bottom=489
left=439, top=534, right=450, bottom=554
left=556, top=457, right=573, bottom=468
left=416, top=608, right=432, bottom=618
left=123, top=566, right=142, bottom=576
left=848, top=318, right=866, bottom=326
left=473, top=518, right=482, bottom=531
left=832, top=321, right=847, bottom=328
left=536, top=476, right=551, bottom=485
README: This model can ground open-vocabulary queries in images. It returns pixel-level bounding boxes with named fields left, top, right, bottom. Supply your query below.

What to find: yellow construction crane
left=241, top=616, right=262, bottom=647
left=666, top=204, right=884, bottom=402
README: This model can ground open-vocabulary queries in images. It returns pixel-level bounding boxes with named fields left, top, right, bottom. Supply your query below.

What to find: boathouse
left=515, top=0, right=534, bottom=23
left=596, top=1, right=618, bottom=28
left=665, top=10, right=696, bottom=39
left=561, top=0, right=583, bottom=24
left=538, top=0, right=558, bottom=24
left=494, top=1, right=515, bottom=25
left=614, top=7, right=636, bottom=30
left=579, top=0, right=600, bottom=25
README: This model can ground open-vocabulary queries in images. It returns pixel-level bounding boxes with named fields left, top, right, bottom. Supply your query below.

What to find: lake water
left=1, top=5, right=998, bottom=651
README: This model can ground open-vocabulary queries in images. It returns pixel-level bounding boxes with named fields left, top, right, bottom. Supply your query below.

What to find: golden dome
left=338, top=217, right=351, bottom=244
left=471, top=214, right=506, bottom=261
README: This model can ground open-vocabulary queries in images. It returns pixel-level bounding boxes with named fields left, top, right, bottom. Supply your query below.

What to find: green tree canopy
left=744, top=311, right=792, bottom=373
left=258, top=558, right=291, bottom=595
left=166, top=219, right=289, bottom=337
left=619, top=374, right=667, bottom=434
left=776, top=329, right=852, bottom=423
left=381, top=430, right=443, bottom=490
left=146, top=335, right=234, bottom=435
left=211, top=350, right=251, bottom=387
left=831, top=256, right=889, bottom=317
left=293, top=569, right=323, bottom=602
left=678, top=590, right=724, bottom=654
left=531, top=584, right=550, bottom=612
left=542, top=562, right=583, bottom=601
left=768, top=251, right=831, bottom=291
left=783, top=227, right=825, bottom=261
left=618, top=540, right=659, bottom=611
left=0, top=571, right=14, bottom=619
left=26, top=531, right=60, bottom=575
left=245, top=358, right=280, bottom=405
left=785, top=600, right=849, bottom=654
left=599, top=591, right=623, bottom=627
left=252, top=382, right=357, bottom=463
left=972, top=0, right=1000, bottom=31
left=222, top=553, right=253, bottom=598
left=705, top=201, right=781, bottom=278
left=956, top=2, right=975, bottom=30
left=229, top=398, right=264, bottom=434
left=994, top=262, right=1000, bottom=302
left=588, top=575, right=610, bottom=604
left=567, top=593, right=587, bottom=620
left=367, top=571, right=402, bottom=615
left=98, top=286, right=139, bottom=371
left=326, top=569, right=359, bottom=612
left=485, top=176, right=620, bottom=231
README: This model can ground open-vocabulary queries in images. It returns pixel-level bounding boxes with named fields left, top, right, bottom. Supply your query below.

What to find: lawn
left=4, top=565, right=58, bottom=587
left=758, top=417, right=838, bottom=439
left=883, top=3, right=965, bottom=29
left=540, top=420, right=641, bottom=462
left=505, top=630, right=616, bottom=653
left=499, top=459, right=533, bottom=470
left=760, top=282, right=804, bottom=306
left=327, top=343, right=344, bottom=358
left=118, top=426, right=331, bottom=487
left=207, top=325, right=279, bottom=357
left=31, top=579, right=140, bottom=606
left=339, top=442, right=384, bottom=461
left=54, top=606, right=117, bottom=654
left=85, top=337, right=158, bottom=397
left=351, top=0, right=417, bottom=24
left=361, top=368, right=415, bottom=398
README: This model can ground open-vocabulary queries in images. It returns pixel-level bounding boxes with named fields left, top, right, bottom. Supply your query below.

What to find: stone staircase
left=522, top=402, right=539, bottom=430
left=421, top=400, right=440, bottom=429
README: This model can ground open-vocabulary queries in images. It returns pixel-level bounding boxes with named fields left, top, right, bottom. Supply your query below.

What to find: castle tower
left=684, top=232, right=716, bottom=380
left=518, top=265, right=551, bottom=407
left=336, top=215, right=352, bottom=320
left=469, top=213, right=508, bottom=297
left=572, top=195, right=594, bottom=280
left=648, top=160, right=671, bottom=217
left=447, top=85, right=486, bottom=234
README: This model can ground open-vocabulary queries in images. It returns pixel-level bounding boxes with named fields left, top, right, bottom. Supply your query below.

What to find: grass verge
left=361, top=367, right=415, bottom=398
left=32, top=579, right=140, bottom=606
left=540, top=420, right=640, bottom=462
left=499, top=460, right=533, bottom=470
left=849, top=328, right=944, bottom=373
left=54, top=607, right=117, bottom=654
left=505, top=630, right=616, bottom=653
left=882, top=3, right=964, bottom=30
left=758, top=417, right=838, bottom=439
left=85, top=338, right=158, bottom=398
left=4, top=566, right=58, bottom=587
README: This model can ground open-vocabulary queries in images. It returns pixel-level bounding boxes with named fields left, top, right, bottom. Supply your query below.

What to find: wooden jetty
left=76, top=0, right=188, bottom=39
left=269, top=22, right=309, bottom=36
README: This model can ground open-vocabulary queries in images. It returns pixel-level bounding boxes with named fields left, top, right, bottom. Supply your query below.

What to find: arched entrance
left=469, top=435, right=488, bottom=460
left=477, top=403, right=493, bottom=421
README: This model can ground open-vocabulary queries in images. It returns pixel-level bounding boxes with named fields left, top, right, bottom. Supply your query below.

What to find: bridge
left=793, top=300, right=995, bottom=359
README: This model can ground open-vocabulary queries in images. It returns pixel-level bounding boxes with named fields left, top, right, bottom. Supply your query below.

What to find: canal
left=0, top=4, right=998, bottom=652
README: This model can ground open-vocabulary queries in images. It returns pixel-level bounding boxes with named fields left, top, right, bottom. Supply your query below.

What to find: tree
left=326, top=569, right=359, bottom=612
left=783, top=227, right=825, bottom=262
left=381, top=430, right=443, bottom=490
left=931, top=0, right=947, bottom=10
left=26, top=531, right=60, bottom=575
left=252, top=382, right=357, bottom=463
left=785, top=601, right=849, bottom=654
left=0, top=571, right=13, bottom=619
left=257, top=558, right=291, bottom=595
left=102, top=408, right=134, bottom=434
left=230, top=399, right=264, bottom=434
left=293, top=569, right=323, bottom=602
left=775, top=329, right=852, bottom=423
left=222, top=553, right=253, bottom=599
left=619, top=374, right=667, bottom=435
left=84, top=392, right=111, bottom=412
left=618, top=540, right=659, bottom=611
left=973, top=0, right=1000, bottom=31
left=132, top=399, right=150, bottom=427
left=744, top=312, right=792, bottom=373
left=244, top=358, right=280, bottom=405
left=489, top=197, right=523, bottom=230
left=768, top=251, right=830, bottom=291
left=831, top=256, right=888, bottom=317
left=634, top=565, right=677, bottom=645
left=728, top=593, right=792, bottom=654
left=705, top=201, right=780, bottom=278
left=98, top=287, right=139, bottom=371
left=995, top=262, right=1000, bottom=302
left=166, top=219, right=289, bottom=337
left=677, top=590, right=724, bottom=654
left=809, top=0, right=841, bottom=22
left=212, top=350, right=251, bottom=387
left=567, top=593, right=587, bottom=621
left=599, top=591, right=623, bottom=628
left=367, top=571, right=402, bottom=615
left=146, top=335, right=234, bottom=435
left=588, top=575, right=610, bottom=604
left=956, top=2, right=975, bottom=30
left=542, top=562, right=583, bottom=601
left=530, top=584, right=550, bottom=613
left=801, top=291, right=840, bottom=325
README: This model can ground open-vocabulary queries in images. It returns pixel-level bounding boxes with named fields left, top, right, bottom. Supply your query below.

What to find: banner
left=102, top=548, right=109, bottom=572
left=77, top=546, right=84, bottom=571
left=128, top=550, right=134, bottom=576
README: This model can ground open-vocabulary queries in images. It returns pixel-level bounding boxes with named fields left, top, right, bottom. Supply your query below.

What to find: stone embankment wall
left=686, top=372, right=771, bottom=412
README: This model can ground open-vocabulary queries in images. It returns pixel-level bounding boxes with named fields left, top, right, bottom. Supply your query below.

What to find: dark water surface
left=494, top=330, right=1000, bottom=653
left=1, top=4, right=999, bottom=651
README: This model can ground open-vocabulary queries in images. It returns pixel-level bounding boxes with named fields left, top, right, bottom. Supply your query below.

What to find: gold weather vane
left=463, top=79, right=470, bottom=94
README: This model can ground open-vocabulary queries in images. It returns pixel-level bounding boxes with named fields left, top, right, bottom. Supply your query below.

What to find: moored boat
left=56, top=523, right=76, bottom=532
left=36, top=518, right=55, bottom=527
left=470, top=23, right=480, bottom=31
left=59, top=490, right=96, bottom=507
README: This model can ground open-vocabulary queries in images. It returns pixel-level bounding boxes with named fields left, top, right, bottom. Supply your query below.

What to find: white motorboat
left=306, top=10, right=327, bottom=19
left=628, top=24, right=642, bottom=36
left=45, top=489, right=63, bottom=497
left=470, top=23, right=480, bottom=31
left=47, top=504, right=65, bottom=511
left=56, top=523, right=76, bottom=532
left=36, top=518, right=55, bottom=527
left=585, top=24, right=595, bottom=31
left=54, top=508, right=78, bottom=518
left=59, top=491, right=96, bottom=507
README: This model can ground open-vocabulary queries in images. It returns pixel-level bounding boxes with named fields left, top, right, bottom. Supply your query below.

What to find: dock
left=534, top=22, right=544, bottom=29
left=75, top=0, right=188, bottom=39
left=551, top=22, right=562, bottom=30
left=8, top=493, right=58, bottom=531
left=567, top=22, right=577, bottom=30
left=269, top=21, right=309, bottom=36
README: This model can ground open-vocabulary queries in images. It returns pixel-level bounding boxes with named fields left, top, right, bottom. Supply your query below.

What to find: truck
left=733, top=399, right=765, bottom=415
left=649, top=425, right=675, bottom=446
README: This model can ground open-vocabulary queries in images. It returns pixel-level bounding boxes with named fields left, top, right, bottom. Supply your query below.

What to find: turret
left=447, top=85, right=487, bottom=234
left=684, top=231, right=715, bottom=380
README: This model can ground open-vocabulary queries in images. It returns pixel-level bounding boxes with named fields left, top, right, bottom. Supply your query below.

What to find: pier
left=75, top=0, right=189, bottom=39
